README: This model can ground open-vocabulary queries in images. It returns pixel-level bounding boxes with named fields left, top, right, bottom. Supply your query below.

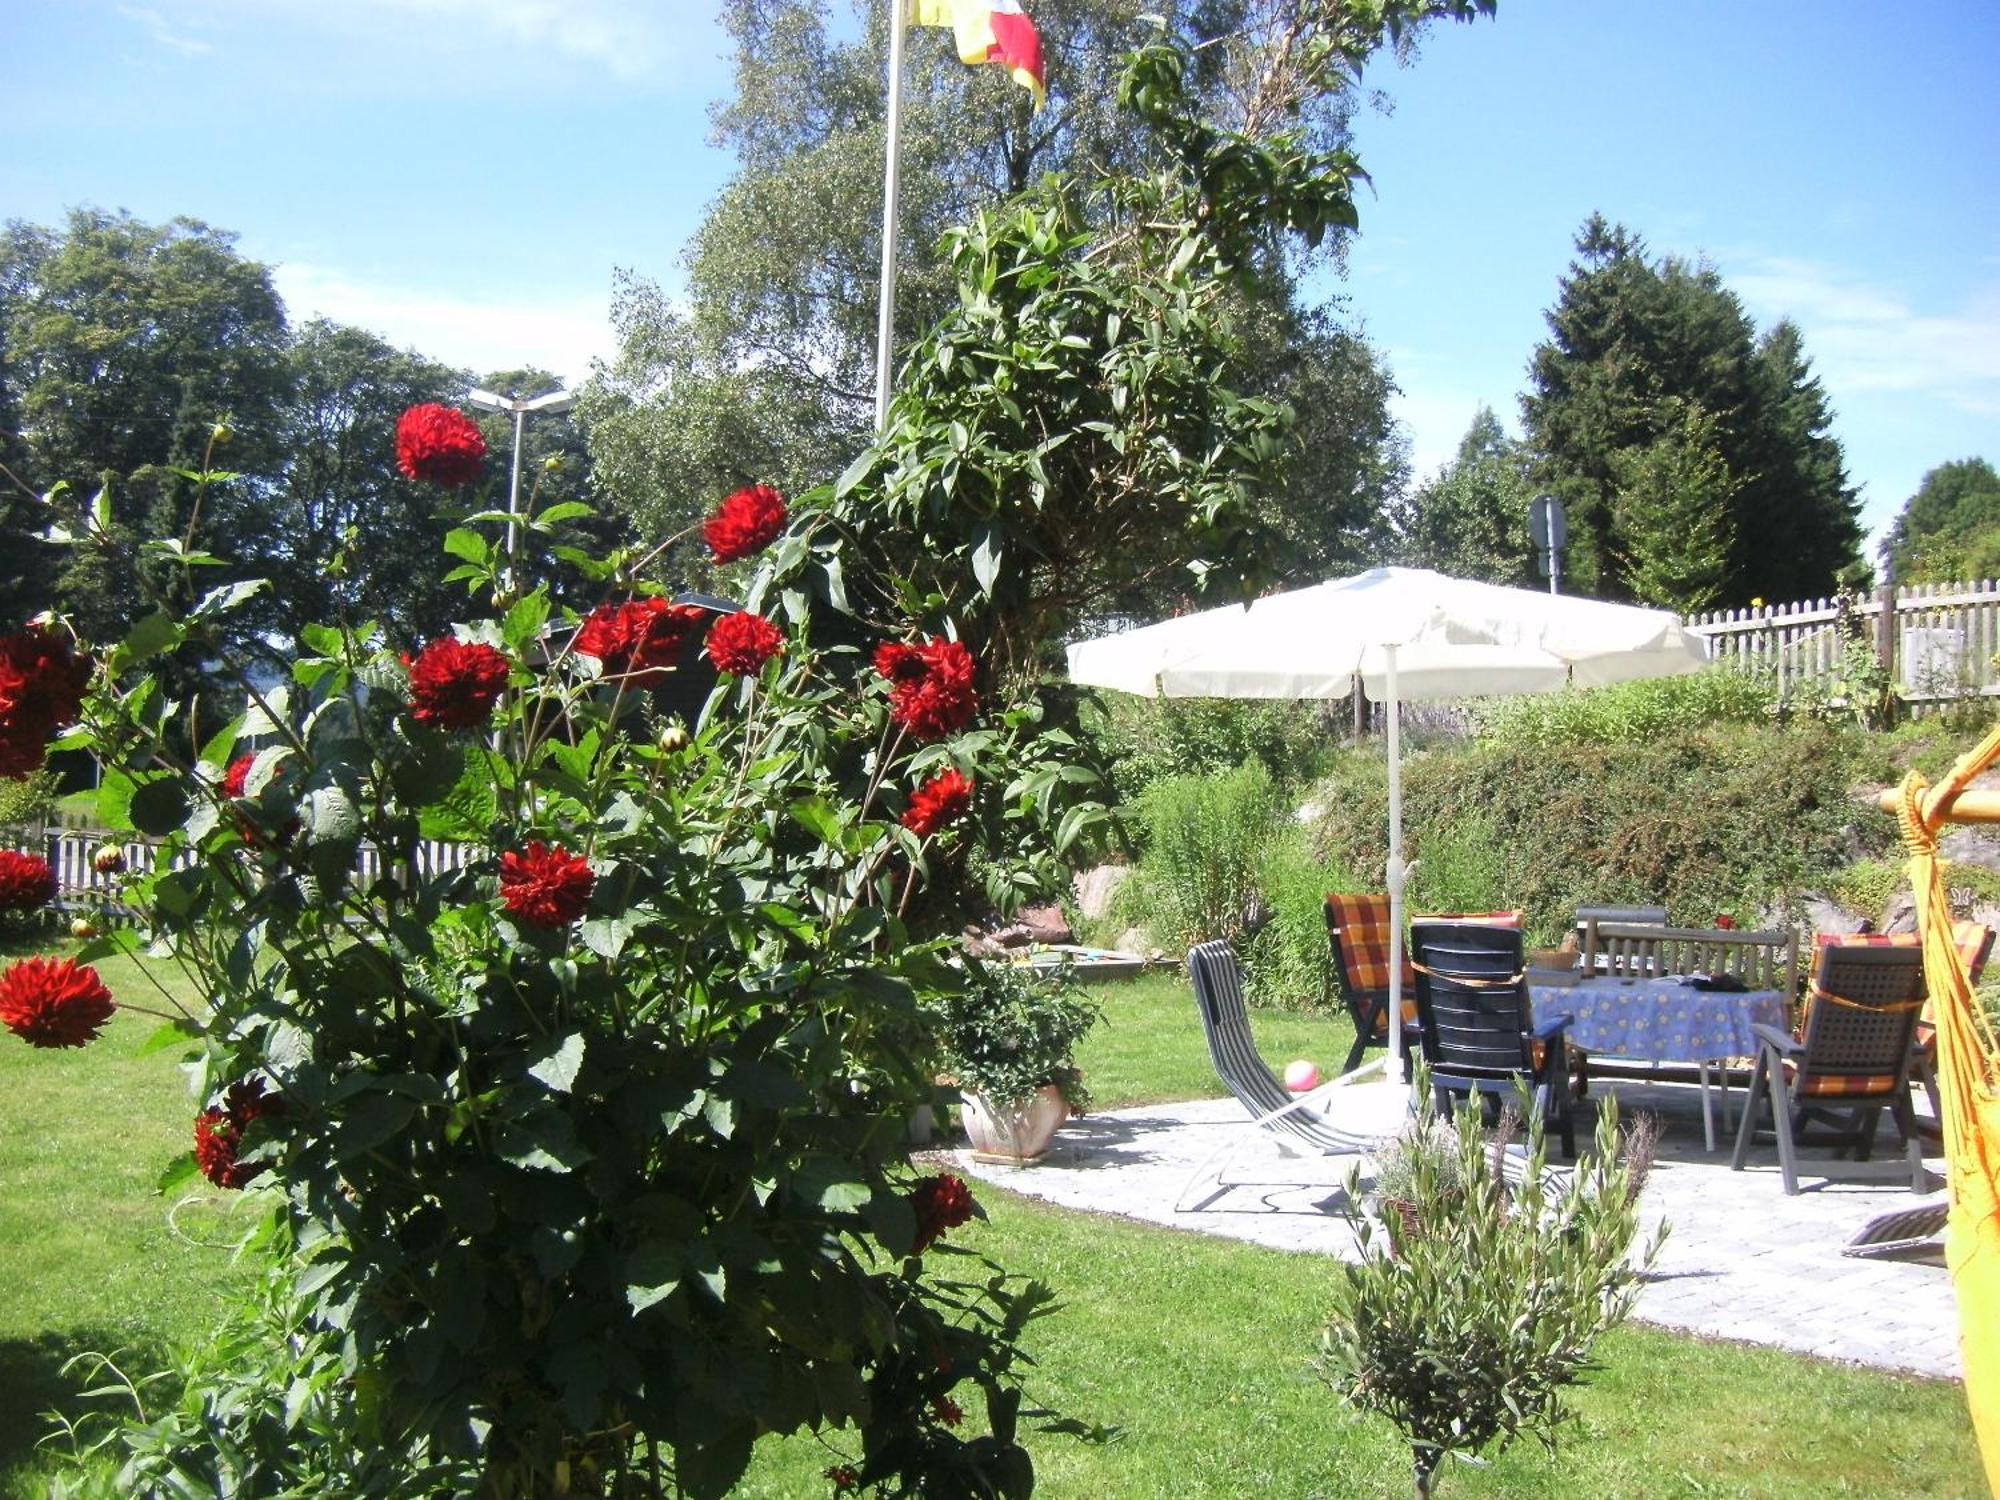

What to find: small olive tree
left=1317, top=1090, right=1662, bottom=1498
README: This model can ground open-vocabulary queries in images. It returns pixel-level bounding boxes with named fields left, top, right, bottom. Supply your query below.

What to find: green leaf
left=501, top=591, right=550, bottom=652
left=792, top=1158, right=869, bottom=1214
left=442, top=528, right=490, bottom=566
left=833, top=446, right=874, bottom=500
left=676, top=1427, right=754, bottom=1500
left=111, top=611, right=181, bottom=673
left=190, top=579, right=268, bottom=621
left=129, top=776, right=189, bottom=837
left=528, top=1033, right=586, bottom=1094
left=534, top=501, right=594, bottom=526
left=96, top=771, right=137, bottom=833
left=301, top=784, right=361, bottom=845
left=788, top=797, right=846, bottom=847
left=971, top=526, right=1003, bottom=598
left=137, top=1018, right=201, bottom=1057
left=155, top=1153, right=199, bottom=1195
left=579, top=912, right=638, bottom=960
left=496, top=1108, right=592, bottom=1172
left=625, top=1243, right=683, bottom=1314
left=334, top=1094, right=418, bottom=1162
left=197, top=718, right=242, bottom=770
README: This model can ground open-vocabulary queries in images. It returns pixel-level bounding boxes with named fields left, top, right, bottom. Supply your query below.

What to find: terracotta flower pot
left=960, top=1084, right=1069, bottom=1165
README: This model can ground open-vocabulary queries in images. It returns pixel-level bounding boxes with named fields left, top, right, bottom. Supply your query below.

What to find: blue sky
left=4, top=1, right=1996, bottom=558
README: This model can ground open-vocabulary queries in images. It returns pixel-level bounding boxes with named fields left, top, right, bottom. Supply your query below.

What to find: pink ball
left=1283, top=1059, right=1319, bottom=1093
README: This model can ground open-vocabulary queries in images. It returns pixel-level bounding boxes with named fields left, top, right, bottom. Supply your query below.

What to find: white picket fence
left=4, top=825, right=479, bottom=923
left=1687, top=580, right=2000, bottom=709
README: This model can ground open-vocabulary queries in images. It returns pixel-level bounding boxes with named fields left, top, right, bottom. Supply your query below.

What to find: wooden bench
left=1583, top=921, right=1798, bottom=1000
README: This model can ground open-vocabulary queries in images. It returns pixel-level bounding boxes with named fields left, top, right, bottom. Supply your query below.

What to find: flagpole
left=873, top=0, right=909, bottom=432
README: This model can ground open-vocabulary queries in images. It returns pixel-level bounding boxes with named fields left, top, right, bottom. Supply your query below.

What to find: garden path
left=951, top=1085, right=1962, bottom=1380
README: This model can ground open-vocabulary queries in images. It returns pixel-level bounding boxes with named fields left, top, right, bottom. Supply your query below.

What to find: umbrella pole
left=1385, top=644, right=1407, bottom=1086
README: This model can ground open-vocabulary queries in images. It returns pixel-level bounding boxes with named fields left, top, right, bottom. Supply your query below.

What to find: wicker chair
left=1409, top=920, right=1576, bottom=1159
left=1730, top=943, right=1929, bottom=1194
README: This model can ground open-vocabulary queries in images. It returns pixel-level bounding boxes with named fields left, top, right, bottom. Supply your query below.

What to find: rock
left=1880, top=888, right=1918, bottom=935
left=1117, top=926, right=1153, bottom=957
left=1072, top=864, right=1132, bottom=921
left=1801, top=893, right=1869, bottom=937
left=1016, top=903, right=1075, bottom=944
left=1940, top=825, right=2000, bottom=872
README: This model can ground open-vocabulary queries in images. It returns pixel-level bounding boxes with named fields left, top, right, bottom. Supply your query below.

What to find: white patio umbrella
left=1068, top=566, right=1710, bottom=1092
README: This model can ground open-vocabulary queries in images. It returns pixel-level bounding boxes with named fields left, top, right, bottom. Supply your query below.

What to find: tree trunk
left=1413, top=1450, right=1438, bottom=1499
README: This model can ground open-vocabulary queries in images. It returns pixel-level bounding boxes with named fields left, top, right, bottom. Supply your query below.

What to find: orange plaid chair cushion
left=1813, top=922, right=1994, bottom=1044
left=1325, top=893, right=1416, bottom=1033
left=1785, top=1062, right=1899, bottom=1098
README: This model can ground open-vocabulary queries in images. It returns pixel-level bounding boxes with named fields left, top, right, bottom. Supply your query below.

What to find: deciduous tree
left=1884, top=457, right=2000, bottom=584
left=585, top=0, right=1432, bottom=600
left=1393, top=406, right=1535, bottom=584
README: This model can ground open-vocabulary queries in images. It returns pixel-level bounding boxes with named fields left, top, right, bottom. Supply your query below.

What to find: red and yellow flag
left=910, top=0, right=1046, bottom=110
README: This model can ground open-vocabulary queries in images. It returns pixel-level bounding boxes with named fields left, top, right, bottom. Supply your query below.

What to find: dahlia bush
left=17, top=432, right=1103, bottom=1498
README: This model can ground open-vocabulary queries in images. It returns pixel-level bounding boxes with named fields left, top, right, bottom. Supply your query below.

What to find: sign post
left=1529, top=495, right=1567, bottom=596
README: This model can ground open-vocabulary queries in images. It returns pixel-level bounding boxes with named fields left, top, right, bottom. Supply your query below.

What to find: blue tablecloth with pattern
left=1528, top=976, right=1788, bottom=1062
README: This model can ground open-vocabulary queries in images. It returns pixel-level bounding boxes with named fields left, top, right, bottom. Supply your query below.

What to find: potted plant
left=930, top=959, right=1100, bottom=1164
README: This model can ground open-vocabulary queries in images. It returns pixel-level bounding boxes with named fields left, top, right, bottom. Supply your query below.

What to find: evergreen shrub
left=1087, top=694, right=1333, bottom=801
left=1475, top=669, right=1774, bottom=750
left=1307, top=723, right=1880, bottom=945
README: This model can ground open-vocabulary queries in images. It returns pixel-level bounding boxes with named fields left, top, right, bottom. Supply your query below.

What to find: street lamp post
left=466, top=386, right=575, bottom=592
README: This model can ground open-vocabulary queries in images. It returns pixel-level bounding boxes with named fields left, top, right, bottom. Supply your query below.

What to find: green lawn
left=0, top=954, right=1984, bottom=1498
left=0, top=948, right=254, bottom=1497
left=1072, top=969, right=1339, bottom=1109
left=738, top=1194, right=1985, bottom=1499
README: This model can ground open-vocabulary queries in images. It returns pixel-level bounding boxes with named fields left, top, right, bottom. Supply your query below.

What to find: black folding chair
left=1410, top=920, right=1575, bottom=1159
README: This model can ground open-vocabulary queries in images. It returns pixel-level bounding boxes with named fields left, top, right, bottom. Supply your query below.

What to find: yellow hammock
left=1890, top=723, right=2000, bottom=1497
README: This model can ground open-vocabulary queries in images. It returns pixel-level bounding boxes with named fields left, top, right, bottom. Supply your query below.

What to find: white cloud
left=116, top=4, right=214, bottom=55
left=270, top=262, right=616, bottom=385
left=1728, top=256, right=2000, bottom=417
left=340, top=0, right=675, bottom=79
left=133, top=0, right=698, bottom=81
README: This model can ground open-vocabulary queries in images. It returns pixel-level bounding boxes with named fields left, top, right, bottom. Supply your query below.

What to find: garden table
left=1528, top=975, right=1790, bottom=1152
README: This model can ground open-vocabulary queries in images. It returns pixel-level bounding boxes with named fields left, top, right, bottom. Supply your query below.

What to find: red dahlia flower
left=408, top=636, right=511, bottom=730
left=704, top=610, right=784, bottom=676
left=0, top=850, right=57, bottom=912
left=575, top=598, right=708, bottom=684
left=0, top=625, right=91, bottom=781
left=194, top=1076, right=283, bottom=1190
left=703, top=482, right=787, bottom=563
left=500, top=841, right=594, bottom=927
left=395, top=403, right=487, bottom=487
left=221, top=753, right=255, bottom=800
left=0, top=956, right=115, bottom=1048
left=901, top=769, right=973, bottom=837
left=909, top=1172, right=977, bottom=1254
left=872, top=637, right=978, bottom=742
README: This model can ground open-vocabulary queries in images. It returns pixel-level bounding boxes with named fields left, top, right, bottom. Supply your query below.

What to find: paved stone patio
left=953, top=1083, right=1962, bottom=1379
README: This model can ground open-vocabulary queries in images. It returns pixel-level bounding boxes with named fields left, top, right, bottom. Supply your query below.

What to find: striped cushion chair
left=1731, top=941, right=1929, bottom=1194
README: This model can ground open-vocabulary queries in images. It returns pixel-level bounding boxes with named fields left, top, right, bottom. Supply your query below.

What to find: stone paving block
left=955, top=1096, right=1967, bottom=1379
